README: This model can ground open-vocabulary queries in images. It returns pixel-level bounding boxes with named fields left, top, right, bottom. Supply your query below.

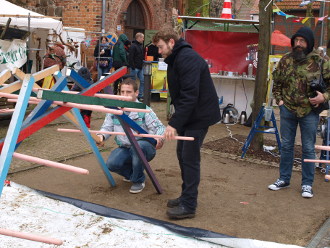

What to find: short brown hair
left=119, top=78, right=138, bottom=93
left=152, top=27, right=180, bottom=44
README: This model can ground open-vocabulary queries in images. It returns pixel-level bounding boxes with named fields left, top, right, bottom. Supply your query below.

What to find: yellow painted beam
left=0, top=70, right=11, bottom=85
left=33, top=65, right=59, bottom=82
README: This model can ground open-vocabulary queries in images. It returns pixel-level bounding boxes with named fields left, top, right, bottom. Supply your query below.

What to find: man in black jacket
left=129, top=32, right=145, bottom=101
left=153, top=28, right=221, bottom=219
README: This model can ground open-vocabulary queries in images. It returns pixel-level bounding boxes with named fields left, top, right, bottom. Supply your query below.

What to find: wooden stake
left=13, top=152, right=89, bottom=175
left=57, top=128, right=195, bottom=141
left=0, top=228, right=63, bottom=245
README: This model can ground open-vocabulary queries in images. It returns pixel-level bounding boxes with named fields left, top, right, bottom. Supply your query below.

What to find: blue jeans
left=279, top=105, right=319, bottom=186
left=130, top=68, right=144, bottom=98
left=106, top=140, right=156, bottom=183
left=97, top=59, right=112, bottom=80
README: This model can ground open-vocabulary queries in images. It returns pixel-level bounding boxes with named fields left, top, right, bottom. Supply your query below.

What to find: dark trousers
left=176, top=128, right=208, bottom=211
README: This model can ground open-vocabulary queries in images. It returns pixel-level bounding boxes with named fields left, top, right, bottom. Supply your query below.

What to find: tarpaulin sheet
left=185, top=30, right=259, bottom=74
left=37, top=190, right=304, bottom=248
left=271, top=30, right=291, bottom=47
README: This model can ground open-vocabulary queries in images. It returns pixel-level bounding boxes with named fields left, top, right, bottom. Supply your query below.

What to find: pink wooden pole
left=6, top=96, right=123, bottom=115
left=315, top=145, right=330, bottom=151
left=120, top=107, right=150, bottom=113
left=0, top=108, right=14, bottom=113
left=0, top=228, right=63, bottom=245
left=13, top=152, right=89, bottom=175
left=304, top=159, right=330, bottom=163
left=57, top=128, right=195, bottom=141
left=33, top=88, right=133, bottom=101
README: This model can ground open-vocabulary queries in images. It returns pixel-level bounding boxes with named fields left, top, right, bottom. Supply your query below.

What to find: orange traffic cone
left=220, top=0, right=232, bottom=19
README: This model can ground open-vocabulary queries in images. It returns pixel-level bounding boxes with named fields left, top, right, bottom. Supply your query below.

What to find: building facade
left=7, top=0, right=181, bottom=66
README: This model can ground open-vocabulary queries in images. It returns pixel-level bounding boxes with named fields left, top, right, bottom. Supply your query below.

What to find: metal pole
left=143, top=62, right=152, bottom=106
left=320, top=0, right=326, bottom=46
left=27, top=12, right=31, bottom=73
left=101, top=0, right=106, bottom=34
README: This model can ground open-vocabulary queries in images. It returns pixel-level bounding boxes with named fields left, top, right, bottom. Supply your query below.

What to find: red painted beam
left=0, top=67, right=127, bottom=152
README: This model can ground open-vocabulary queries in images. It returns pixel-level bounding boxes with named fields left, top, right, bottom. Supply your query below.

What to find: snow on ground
left=0, top=182, right=224, bottom=248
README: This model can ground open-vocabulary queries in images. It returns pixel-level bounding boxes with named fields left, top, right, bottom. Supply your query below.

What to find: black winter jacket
left=128, top=40, right=144, bottom=69
left=164, top=38, right=221, bottom=132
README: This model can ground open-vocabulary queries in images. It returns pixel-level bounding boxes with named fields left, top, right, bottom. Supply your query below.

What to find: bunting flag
left=302, top=17, right=310, bottom=24
left=293, top=17, right=304, bottom=23
left=273, top=5, right=328, bottom=23
left=318, top=15, right=328, bottom=21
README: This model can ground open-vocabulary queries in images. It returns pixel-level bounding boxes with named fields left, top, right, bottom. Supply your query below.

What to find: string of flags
left=273, top=4, right=328, bottom=24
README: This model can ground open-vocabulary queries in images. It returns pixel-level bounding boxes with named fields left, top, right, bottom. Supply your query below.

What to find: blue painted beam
left=0, top=75, right=35, bottom=196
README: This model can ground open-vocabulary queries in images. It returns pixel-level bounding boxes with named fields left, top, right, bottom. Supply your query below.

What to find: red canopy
left=271, top=30, right=291, bottom=47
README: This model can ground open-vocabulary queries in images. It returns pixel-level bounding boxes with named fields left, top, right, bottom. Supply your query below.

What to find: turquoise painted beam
left=22, top=71, right=68, bottom=126
left=0, top=75, right=35, bottom=197
left=63, top=86, right=116, bottom=187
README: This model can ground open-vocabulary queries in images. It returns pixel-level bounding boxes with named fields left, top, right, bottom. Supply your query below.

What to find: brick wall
left=7, top=0, right=175, bottom=66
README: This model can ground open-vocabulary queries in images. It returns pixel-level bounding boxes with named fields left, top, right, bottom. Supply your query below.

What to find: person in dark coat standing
left=129, top=32, right=145, bottom=101
left=152, top=28, right=221, bottom=219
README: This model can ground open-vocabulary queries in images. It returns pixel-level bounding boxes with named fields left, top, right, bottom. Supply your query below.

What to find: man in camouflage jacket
left=269, top=26, right=330, bottom=198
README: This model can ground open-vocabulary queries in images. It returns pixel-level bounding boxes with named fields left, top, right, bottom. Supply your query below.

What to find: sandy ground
left=3, top=101, right=330, bottom=247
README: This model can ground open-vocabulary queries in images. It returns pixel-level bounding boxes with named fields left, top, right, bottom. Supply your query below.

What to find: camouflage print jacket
left=273, top=49, right=330, bottom=117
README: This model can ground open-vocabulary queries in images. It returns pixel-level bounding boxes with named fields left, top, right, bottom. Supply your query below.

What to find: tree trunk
left=250, top=0, right=272, bottom=151
left=305, top=3, right=313, bottom=28
left=327, top=3, right=330, bottom=55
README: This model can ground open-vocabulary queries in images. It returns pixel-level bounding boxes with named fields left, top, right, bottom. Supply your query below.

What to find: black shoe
left=167, top=198, right=180, bottom=208
left=166, top=204, right=195, bottom=220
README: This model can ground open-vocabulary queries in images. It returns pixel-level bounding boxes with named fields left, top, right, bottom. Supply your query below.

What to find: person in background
left=269, top=26, right=330, bottom=198
left=124, top=39, right=132, bottom=59
left=146, top=41, right=162, bottom=61
left=129, top=32, right=145, bottom=101
left=152, top=28, right=221, bottom=219
left=71, top=67, right=94, bottom=128
left=112, top=33, right=129, bottom=94
left=42, top=42, right=67, bottom=88
left=94, top=36, right=112, bottom=80
left=96, top=78, right=165, bottom=193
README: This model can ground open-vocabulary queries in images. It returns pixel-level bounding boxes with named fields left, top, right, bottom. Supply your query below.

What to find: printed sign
left=0, top=39, right=27, bottom=71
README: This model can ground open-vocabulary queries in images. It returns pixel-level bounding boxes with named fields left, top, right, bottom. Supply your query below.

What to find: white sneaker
left=268, top=179, right=290, bottom=191
left=129, top=182, right=145, bottom=194
left=301, top=185, right=313, bottom=198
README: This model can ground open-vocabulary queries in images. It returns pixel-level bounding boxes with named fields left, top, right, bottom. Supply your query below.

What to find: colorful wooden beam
left=117, top=117, right=163, bottom=194
left=0, top=69, right=11, bottom=85
left=57, top=128, right=195, bottom=141
left=66, top=68, right=93, bottom=89
left=68, top=102, right=116, bottom=186
left=0, top=228, right=63, bottom=245
left=0, top=67, right=127, bottom=169
left=37, top=89, right=146, bottom=109
left=13, top=152, right=89, bottom=175
left=305, top=159, right=330, bottom=163
left=315, top=145, right=330, bottom=151
left=12, top=68, right=26, bottom=81
left=6, top=96, right=124, bottom=115
left=0, top=75, right=35, bottom=196
left=32, top=65, right=60, bottom=82
left=32, top=88, right=133, bottom=101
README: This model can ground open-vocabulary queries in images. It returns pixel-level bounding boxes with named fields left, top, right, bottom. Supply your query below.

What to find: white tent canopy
left=0, top=0, right=62, bottom=31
